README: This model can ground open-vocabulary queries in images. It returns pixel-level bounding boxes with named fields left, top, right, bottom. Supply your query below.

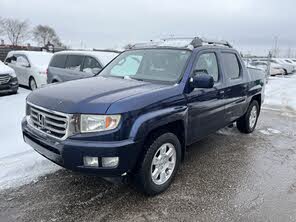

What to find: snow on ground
left=263, top=74, right=296, bottom=112
left=0, top=74, right=296, bottom=191
left=0, top=88, right=60, bottom=190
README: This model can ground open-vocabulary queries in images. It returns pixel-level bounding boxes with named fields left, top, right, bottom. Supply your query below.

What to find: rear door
left=48, top=54, right=67, bottom=83
left=221, top=51, right=248, bottom=123
left=186, top=50, right=228, bottom=144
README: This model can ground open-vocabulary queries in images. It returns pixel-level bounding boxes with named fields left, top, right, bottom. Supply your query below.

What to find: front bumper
left=0, top=77, right=18, bottom=94
left=22, top=118, right=143, bottom=176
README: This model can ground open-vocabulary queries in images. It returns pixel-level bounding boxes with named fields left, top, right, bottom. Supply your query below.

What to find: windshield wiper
left=128, top=76, right=144, bottom=81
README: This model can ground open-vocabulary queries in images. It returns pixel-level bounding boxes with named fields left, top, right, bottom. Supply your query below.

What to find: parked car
left=47, top=50, right=119, bottom=83
left=5, top=51, right=53, bottom=90
left=22, top=37, right=265, bottom=195
left=0, top=60, right=18, bottom=94
left=257, top=58, right=294, bottom=74
left=249, top=61, right=285, bottom=76
left=281, top=58, right=296, bottom=68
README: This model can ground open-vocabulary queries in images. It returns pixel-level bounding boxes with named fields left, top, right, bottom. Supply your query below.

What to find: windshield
left=100, top=49, right=191, bottom=84
left=29, top=53, right=53, bottom=66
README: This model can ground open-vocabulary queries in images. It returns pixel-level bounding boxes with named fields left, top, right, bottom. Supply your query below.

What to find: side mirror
left=92, top=67, right=102, bottom=75
left=190, top=73, right=214, bottom=89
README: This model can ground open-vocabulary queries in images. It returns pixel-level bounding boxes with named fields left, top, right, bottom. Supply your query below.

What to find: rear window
left=65, top=55, right=84, bottom=71
left=49, top=54, right=67, bottom=68
left=221, top=53, right=240, bottom=79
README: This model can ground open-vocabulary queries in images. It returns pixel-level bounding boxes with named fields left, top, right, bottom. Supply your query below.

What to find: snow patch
left=259, top=128, right=281, bottom=135
left=0, top=88, right=60, bottom=190
left=264, top=74, right=296, bottom=112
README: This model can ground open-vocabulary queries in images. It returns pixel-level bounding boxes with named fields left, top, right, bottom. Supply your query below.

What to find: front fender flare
left=129, top=106, right=188, bottom=142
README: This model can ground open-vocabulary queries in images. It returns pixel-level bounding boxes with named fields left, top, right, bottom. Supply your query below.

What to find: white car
left=281, top=58, right=296, bottom=68
left=270, top=59, right=294, bottom=74
left=0, top=60, right=19, bottom=94
left=256, top=58, right=294, bottom=74
left=5, top=51, right=53, bottom=90
left=250, top=61, right=285, bottom=76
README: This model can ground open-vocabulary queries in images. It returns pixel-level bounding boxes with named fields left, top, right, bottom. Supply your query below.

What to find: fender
left=129, top=106, right=188, bottom=143
left=243, top=80, right=264, bottom=114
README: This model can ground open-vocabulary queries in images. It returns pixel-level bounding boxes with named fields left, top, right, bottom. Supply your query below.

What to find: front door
left=186, top=50, right=227, bottom=144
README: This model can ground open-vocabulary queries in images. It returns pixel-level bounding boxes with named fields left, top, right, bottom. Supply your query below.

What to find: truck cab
left=22, top=37, right=265, bottom=195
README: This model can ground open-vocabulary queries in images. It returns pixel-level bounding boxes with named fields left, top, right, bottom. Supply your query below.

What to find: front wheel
left=133, top=132, right=181, bottom=196
left=237, top=100, right=259, bottom=133
left=29, top=77, right=37, bottom=91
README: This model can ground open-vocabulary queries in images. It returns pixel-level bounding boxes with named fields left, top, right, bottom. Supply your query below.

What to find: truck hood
left=27, top=76, right=169, bottom=114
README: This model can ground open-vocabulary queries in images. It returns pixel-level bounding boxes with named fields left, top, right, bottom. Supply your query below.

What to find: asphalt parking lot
left=0, top=109, right=296, bottom=222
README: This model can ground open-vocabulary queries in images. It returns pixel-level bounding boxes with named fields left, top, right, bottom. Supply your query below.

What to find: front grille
left=0, top=74, right=11, bottom=85
left=28, top=104, right=69, bottom=140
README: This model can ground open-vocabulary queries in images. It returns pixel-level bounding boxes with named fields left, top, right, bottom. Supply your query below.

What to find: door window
left=221, top=53, right=240, bottom=79
left=65, top=55, right=84, bottom=71
left=194, top=53, right=219, bottom=82
left=16, top=55, right=30, bottom=67
left=82, top=56, right=102, bottom=74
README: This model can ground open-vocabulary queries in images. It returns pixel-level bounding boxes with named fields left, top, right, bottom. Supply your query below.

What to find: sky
left=1, top=0, right=296, bottom=56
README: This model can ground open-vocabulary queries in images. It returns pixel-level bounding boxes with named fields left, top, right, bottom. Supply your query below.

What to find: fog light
left=83, top=156, right=99, bottom=167
left=102, top=157, right=119, bottom=168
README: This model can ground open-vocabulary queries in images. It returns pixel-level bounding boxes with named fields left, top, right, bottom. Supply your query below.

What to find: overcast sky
left=1, top=0, right=295, bottom=55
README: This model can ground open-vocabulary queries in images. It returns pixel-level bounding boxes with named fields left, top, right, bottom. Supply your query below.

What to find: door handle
left=218, top=90, right=225, bottom=95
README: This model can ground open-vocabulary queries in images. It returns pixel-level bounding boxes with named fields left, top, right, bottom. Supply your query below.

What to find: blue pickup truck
left=22, top=37, right=265, bottom=195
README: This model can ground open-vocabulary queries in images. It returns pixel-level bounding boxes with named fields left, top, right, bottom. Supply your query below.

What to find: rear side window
left=221, top=53, right=240, bottom=79
left=50, top=54, right=67, bottom=68
left=65, top=55, right=84, bottom=71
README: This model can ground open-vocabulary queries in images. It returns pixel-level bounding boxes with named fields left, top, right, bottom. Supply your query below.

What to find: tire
left=237, top=100, right=260, bottom=134
left=29, top=77, right=37, bottom=91
left=133, top=132, right=181, bottom=196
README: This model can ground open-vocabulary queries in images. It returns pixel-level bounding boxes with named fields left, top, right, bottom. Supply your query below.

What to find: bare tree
left=33, top=25, right=63, bottom=47
left=1, top=18, right=30, bottom=45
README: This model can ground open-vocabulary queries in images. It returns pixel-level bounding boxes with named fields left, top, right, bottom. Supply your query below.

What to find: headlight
left=80, top=115, right=121, bottom=133
left=9, top=71, right=16, bottom=78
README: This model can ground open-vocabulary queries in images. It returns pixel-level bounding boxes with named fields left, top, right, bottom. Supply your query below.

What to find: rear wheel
left=133, top=132, right=181, bottom=196
left=29, top=77, right=37, bottom=91
left=237, top=100, right=259, bottom=133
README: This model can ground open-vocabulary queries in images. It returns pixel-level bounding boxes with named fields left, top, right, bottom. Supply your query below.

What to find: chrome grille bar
left=0, top=74, right=11, bottom=84
left=27, top=103, right=71, bottom=140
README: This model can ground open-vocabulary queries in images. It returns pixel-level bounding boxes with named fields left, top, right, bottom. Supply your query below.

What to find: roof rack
left=162, top=37, right=232, bottom=48
left=128, top=37, right=232, bottom=49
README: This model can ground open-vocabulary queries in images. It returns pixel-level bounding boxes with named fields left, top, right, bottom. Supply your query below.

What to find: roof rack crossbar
left=162, top=37, right=232, bottom=48
left=128, top=36, right=232, bottom=49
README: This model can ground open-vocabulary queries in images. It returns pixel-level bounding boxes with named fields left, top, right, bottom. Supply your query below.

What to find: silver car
left=47, top=50, right=119, bottom=84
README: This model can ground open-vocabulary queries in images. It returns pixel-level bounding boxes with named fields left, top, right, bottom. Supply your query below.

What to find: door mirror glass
left=190, top=72, right=214, bottom=89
